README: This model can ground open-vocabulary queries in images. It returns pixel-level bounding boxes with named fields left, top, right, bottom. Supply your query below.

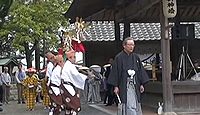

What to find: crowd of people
left=0, top=37, right=149, bottom=115
left=0, top=54, right=117, bottom=114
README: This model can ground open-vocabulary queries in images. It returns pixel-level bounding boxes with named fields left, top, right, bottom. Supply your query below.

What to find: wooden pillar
left=114, top=21, right=121, bottom=52
left=160, top=1, right=173, bottom=113
left=123, top=21, right=130, bottom=39
left=115, top=21, right=120, bottom=42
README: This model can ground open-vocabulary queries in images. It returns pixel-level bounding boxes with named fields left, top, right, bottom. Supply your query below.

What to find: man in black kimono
left=107, top=37, right=149, bottom=115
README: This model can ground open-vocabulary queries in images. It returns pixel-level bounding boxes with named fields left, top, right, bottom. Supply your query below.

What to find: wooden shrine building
left=65, top=0, right=200, bottom=113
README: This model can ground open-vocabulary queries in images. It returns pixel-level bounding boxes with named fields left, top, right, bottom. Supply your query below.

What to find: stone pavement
left=5, top=84, right=157, bottom=115
left=4, top=84, right=199, bottom=115
left=0, top=101, right=109, bottom=115
left=0, top=101, right=47, bottom=115
left=0, top=101, right=157, bottom=115
left=89, top=103, right=200, bottom=115
left=89, top=103, right=157, bottom=115
left=1, top=101, right=200, bottom=115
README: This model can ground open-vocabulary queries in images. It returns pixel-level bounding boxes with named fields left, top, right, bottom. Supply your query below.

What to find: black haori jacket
left=107, top=51, right=149, bottom=103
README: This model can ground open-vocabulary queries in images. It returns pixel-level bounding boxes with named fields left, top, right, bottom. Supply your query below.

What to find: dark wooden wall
left=172, top=81, right=200, bottom=112
left=83, top=40, right=161, bottom=67
left=143, top=81, right=200, bottom=113
left=83, top=39, right=200, bottom=70
left=83, top=41, right=121, bottom=67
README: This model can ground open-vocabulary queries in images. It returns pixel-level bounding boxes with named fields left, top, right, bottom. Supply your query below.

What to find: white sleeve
left=1, top=74, right=7, bottom=85
left=46, top=63, right=54, bottom=78
left=70, top=64, right=87, bottom=90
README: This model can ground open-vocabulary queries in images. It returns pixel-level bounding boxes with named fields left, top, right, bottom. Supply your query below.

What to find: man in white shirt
left=2, top=67, right=11, bottom=104
left=15, top=64, right=26, bottom=104
left=0, top=72, right=3, bottom=111
left=0, top=72, right=3, bottom=103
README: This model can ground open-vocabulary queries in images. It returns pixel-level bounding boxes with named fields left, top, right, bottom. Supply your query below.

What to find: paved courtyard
left=0, top=101, right=157, bottom=115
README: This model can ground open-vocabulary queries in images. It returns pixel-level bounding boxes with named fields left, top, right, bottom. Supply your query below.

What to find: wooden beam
left=85, top=0, right=160, bottom=22
left=65, top=0, right=104, bottom=22
left=188, top=6, right=197, bottom=17
left=115, top=0, right=160, bottom=22
left=86, top=9, right=106, bottom=20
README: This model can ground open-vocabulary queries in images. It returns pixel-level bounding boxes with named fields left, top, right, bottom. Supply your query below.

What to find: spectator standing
left=0, top=72, right=3, bottom=113
left=87, top=65, right=102, bottom=103
left=0, top=72, right=3, bottom=103
left=2, top=67, right=11, bottom=104
left=87, top=69, right=96, bottom=103
left=15, top=64, right=26, bottom=104
left=104, top=58, right=118, bottom=106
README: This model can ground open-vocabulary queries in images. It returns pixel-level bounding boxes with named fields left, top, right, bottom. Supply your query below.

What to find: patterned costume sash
left=60, top=81, right=81, bottom=113
left=48, top=83, right=63, bottom=106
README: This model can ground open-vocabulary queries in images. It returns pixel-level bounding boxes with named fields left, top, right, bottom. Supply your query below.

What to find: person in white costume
left=60, top=50, right=87, bottom=115
left=45, top=52, right=56, bottom=86
left=61, top=50, right=87, bottom=90
left=48, top=55, right=63, bottom=115
left=46, top=52, right=57, bottom=115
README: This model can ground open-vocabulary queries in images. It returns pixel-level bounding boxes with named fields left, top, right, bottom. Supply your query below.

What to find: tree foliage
left=0, top=0, right=13, bottom=27
left=1, top=0, right=71, bottom=67
left=9, top=0, right=70, bottom=51
left=0, top=0, right=14, bottom=56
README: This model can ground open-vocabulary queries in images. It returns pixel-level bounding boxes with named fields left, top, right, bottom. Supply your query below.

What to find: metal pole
left=178, top=52, right=183, bottom=80
left=182, top=46, right=186, bottom=80
left=187, top=53, right=198, bottom=74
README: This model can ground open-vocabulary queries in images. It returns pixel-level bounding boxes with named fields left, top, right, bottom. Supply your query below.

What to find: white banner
left=163, top=0, right=177, bottom=18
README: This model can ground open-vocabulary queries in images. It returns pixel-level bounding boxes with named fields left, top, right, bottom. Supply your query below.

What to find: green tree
left=0, top=0, right=13, bottom=27
left=0, top=0, right=14, bottom=56
left=1, top=0, right=70, bottom=69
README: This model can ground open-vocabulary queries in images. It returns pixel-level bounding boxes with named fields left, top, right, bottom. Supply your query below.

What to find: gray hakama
left=126, top=78, right=142, bottom=115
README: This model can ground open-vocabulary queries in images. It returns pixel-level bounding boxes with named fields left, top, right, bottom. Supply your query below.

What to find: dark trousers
left=0, top=85, right=3, bottom=103
left=2, top=84, right=10, bottom=103
left=104, top=84, right=118, bottom=105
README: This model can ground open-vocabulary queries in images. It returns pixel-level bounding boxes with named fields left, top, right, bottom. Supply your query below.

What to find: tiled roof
left=83, top=21, right=200, bottom=41
left=122, top=23, right=161, bottom=41
left=186, top=22, right=200, bottom=39
left=0, top=58, right=18, bottom=66
left=84, top=21, right=115, bottom=41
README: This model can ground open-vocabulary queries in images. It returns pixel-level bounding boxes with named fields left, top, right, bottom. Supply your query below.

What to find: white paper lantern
left=162, top=0, right=177, bottom=18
